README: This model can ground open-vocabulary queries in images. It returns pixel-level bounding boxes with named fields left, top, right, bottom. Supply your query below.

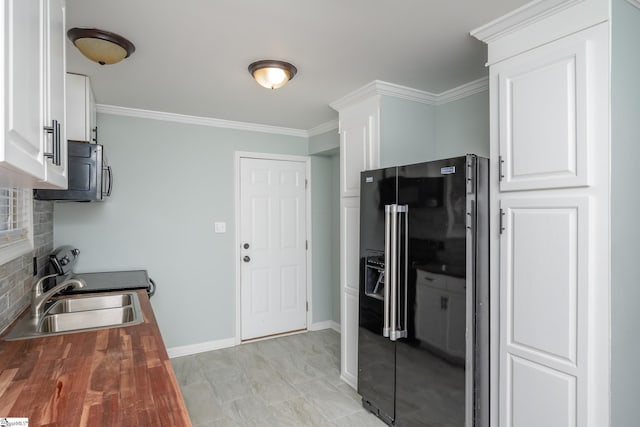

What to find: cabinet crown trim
left=330, top=78, right=488, bottom=112
left=627, top=0, right=640, bottom=9
left=470, top=0, right=585, bottom=43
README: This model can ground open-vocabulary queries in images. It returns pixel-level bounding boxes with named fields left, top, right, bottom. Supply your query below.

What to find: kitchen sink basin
left=2, top=291, right=143, bottom=340
left=39, top=306, right=137, bottom=333
left=46, top=293, right=133, bottom=314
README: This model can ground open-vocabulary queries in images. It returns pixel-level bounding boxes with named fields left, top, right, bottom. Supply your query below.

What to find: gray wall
left=310, top=155, right=335, bottom=323
left=54, top=114, right=317, bottom=348
left=0, top=200, right=54, bottom=333
left=435, top=91, right=490, bottom=159
left=309, top=129, right=341, bottom=325
left=380, top=97, right=436, bottom=167
left=331, top=153, right=340, bottom=323
left=379, top=91, right=489, bottom=167
left=611, top=1, right=640, bottom=425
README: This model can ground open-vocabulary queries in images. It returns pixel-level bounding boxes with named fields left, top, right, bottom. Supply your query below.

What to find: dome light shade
left=67, top=28, right=135, bottom=65
left=248, top=60, right=297, bottom=90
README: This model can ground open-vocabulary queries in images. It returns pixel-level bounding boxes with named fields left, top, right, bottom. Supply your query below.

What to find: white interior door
left=240, top=157, right=307, bottom=340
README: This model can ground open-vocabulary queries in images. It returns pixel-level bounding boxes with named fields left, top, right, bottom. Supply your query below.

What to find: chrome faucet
left=31, top=273, right=86, bottom=322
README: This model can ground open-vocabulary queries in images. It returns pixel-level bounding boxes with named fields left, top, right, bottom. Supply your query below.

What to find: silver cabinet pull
left=43, top=119, right=62, bottom=166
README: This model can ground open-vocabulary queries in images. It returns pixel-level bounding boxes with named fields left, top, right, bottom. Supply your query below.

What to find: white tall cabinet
left=1, top=0, right=67, bottom=188
left=332, top=95, right=380, bottom=388
left=472, top=1, right=610, bottom=426
left=66, top=73, right=96, bottom=143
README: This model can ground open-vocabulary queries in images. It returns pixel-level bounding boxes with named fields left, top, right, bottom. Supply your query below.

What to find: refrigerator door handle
left=389, top=204, right=398, bottom=341
left=383, top=204, right=393, bottom=338
left=391, top=205, right=408, bottom=341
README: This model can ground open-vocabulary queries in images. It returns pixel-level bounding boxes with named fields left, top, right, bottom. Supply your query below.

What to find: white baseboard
left=167, top=322, right=341, bottom=359
left=341, top=372, right=357, bottom=390
left=309, top=320, right=341, bottom=333
left=167, top=337, right=236, bottom=359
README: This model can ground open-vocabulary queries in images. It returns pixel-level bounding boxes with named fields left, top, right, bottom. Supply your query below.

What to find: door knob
left=243, top=256, right=251, bottom=262
left=243, top=243, right=250, bottom=249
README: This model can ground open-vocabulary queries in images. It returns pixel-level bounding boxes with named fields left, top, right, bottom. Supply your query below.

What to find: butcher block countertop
left=0, top=290, right=192, bottom=426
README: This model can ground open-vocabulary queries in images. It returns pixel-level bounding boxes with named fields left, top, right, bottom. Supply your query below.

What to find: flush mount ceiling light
left=67, top=28, right=135, bottom=65
left=248, top=60, right=298, bottom=90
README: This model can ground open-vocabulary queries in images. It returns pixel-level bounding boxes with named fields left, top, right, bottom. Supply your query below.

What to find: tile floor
left=171, top=329, right=386, bottom=426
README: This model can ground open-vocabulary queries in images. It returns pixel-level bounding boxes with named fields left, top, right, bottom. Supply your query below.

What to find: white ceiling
left=65, top=0, right=529, bottom=131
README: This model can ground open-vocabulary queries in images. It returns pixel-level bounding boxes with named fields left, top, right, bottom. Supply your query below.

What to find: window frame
left=0, top=188, right=34, bottom=265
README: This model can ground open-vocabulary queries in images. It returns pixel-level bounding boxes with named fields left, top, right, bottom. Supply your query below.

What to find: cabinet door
left=65, top=73, right=88, bottom=142
left=66, top=73, right=96, bottom=143
left=500, top=197, right=589, bottom=427
left=39, top=0, right=66, bottom=188
left=340, top=197, right=360, bottom=388
left=2, top=0, right=46, bottom=179
left=494, top=25, right=606, bottom=192
left=339, top=97, right=379, bottom=198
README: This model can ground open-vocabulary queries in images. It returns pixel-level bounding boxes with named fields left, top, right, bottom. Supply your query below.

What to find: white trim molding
left=308, top=120, right=339, bottom=137
left=627, top=0, right=640, bottom=9
left=470, top=0, right=585, bottom=43
left=330, top=78, right=488, bottom=112
left=167, top=337, right=236, bottom=358
left=96, top=104, right=309, bottom=138
left=435, top=77, right=489, bottom=105
left=309, top=320, right=341, bottom=333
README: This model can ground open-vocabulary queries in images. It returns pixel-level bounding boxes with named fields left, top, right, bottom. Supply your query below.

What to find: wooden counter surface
left=0, top=290, right=192, bottom=426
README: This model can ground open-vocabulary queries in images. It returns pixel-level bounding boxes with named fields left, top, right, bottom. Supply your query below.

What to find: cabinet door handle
left=43, top=119, right=62, bottom=166
left=55, top=121, right=61, bottom=166
left=92, top=127, right=98, bottom=143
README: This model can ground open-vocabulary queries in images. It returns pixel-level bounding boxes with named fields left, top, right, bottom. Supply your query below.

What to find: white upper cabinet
left=494, top=29, right=598, bottom=192
left=66, top=73, right=96, bottom=143
left=336, top=96, right=380, bottom=198
left=1, top=0, right=46, bottom=183
left=40, top=0, right=67, bottom=188
left=0, top=0, right=67, bottom=189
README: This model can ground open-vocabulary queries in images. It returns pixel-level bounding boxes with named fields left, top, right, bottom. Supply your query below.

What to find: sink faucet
left=31, top=273, right=86, bottom=322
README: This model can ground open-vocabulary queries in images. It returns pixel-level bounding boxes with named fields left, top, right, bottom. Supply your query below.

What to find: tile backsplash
left=0, top=200, right=53, bottom=334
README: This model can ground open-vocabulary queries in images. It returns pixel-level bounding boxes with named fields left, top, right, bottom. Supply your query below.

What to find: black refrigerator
left=358, top=155, right=489, bottom=427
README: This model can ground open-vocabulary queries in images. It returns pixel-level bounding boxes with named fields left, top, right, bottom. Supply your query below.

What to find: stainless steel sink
left=3, top=292, right=143, bottom=340
left=39, top=306, right=137, bottom=333
left=46, top=293, right=133, bottom=314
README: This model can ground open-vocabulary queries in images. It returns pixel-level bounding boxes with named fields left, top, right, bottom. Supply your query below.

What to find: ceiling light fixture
left=248, top=60, right=297, bottom=90
left=67, top=28, right=136, bottom=65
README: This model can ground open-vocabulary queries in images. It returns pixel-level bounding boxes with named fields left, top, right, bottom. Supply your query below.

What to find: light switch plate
left=214, top=222, right=226, bottom=233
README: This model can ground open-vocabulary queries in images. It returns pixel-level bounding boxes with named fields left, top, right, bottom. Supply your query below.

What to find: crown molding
left=329, top=81, right=380, bottom=111
left=330, top=78, right=488, bottom=112
left=308, top=120, right=339, bottom=137
left=470, top=0, right=584, bottom=43
left=330, top=80, right=438, bottom=112
left=435, top=77, right=489, bottom=105
left=95, top=104, right=309, bottom=138
left=627, top=0, right=640, bottom=9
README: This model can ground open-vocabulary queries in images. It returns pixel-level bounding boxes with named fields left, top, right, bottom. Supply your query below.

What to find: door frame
left=234, top=151, right=312, bottom=344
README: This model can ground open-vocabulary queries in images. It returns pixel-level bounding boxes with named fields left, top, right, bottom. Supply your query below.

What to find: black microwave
left=34, top=141, right=112, bottom=201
